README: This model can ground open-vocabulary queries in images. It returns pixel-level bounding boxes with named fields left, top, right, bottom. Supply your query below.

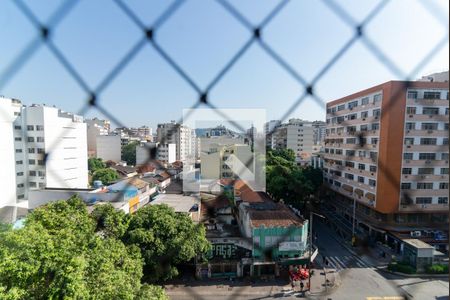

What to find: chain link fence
left=0, top=0, right=448, bottom=298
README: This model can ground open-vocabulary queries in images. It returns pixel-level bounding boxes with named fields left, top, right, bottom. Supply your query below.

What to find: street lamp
left=351, top=197, right=356, bottom=246
left=308, top=211, right=325, bottom=292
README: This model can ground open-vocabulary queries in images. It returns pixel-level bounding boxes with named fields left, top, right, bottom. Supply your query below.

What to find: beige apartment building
left=323, top=80, right=449, bottom=251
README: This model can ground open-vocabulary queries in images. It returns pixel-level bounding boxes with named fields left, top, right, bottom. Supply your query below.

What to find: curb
left=377, top=267, right=450, bottom=278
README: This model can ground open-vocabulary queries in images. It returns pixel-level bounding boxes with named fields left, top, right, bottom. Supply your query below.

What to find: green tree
left=92, top=203, right=130, bottom=239
left=125, top=204, right=210, bottom=282
left=88, top=157, right=106, bottom=174
left=122, top=141, right=139, bottom=166
left=92, top=168, right=119, bottom=185
left=0, top=197, right=167, bottom=299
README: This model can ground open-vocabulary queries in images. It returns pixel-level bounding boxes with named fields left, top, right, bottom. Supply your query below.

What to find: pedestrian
left=300, top=281, right=304, bottom=292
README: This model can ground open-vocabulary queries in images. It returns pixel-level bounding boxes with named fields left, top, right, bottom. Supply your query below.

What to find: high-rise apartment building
left=86, top=118, right=110, bottom=157
left=136, top=142, right=176, bottom=165
left=156, top=121, right=196, bottom=162
left=323, top=80, right=449, bottom=250
left=271, top=119, right=315, bottom=163
left=0, top=97, right=88, bottom=210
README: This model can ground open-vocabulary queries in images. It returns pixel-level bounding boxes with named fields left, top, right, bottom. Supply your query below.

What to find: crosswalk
left=325, top=255, right=370, bottom=271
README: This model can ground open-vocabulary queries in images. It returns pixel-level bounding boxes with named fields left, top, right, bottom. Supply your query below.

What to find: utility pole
left=308, top=211, right=325, bottom=292
left=351, top=197, right=356, bottom=246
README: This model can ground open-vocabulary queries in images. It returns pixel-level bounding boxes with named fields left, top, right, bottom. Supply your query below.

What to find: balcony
left=402, top=159, right=448, bottom=167
left=407, top=114, right=449, bottom=122
left=406, top=98, right=449, bottom=106
left=399, top=203, right=448, bottom=212
left=404, top=129, right=448, bottom=137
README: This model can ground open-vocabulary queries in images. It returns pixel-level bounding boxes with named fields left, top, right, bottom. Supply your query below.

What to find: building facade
left=156, top=122, right=196, bottom=162
left=271, top=119, right=315, bottom=163
left=136, top=142, right=177, bottom=165
left=86, top=118, right=110, bottom=157
left=0, top=97, right=88, bottom=213
left=96, top=135, right=121, bottom=162
left=323, top=80, right=449, bottom=250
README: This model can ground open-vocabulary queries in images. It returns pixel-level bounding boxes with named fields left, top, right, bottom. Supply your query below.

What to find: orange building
left=323, top=80, right=449, bottom=251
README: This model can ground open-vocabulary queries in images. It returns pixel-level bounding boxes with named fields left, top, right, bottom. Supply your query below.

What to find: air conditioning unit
left=429, top=115, right=433, bottom=118
left=409, top=114, right=413, bottom=117
left=375, top=116, right=379, bottom=119
left=405, top=160, right=410, bottom=163
left=407, top=145, right=411, bottom=148
left=425, top=160, right=431, bottom=164
left=362, top=118, right=366, bottom=121
left=410, top=231, right=422, bottom=237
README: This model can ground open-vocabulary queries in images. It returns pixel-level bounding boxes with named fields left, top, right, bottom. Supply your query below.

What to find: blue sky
left=0, top=0, right=448, bottom=130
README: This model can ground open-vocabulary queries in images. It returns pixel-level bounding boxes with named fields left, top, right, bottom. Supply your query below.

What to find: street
left=166, top=220, right=449, bottom=300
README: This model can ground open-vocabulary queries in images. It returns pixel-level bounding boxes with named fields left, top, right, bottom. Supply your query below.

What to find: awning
left=365, top=192, right=375, bottom=201
left=354, top=188, right=364, bottom=196
left=342, top=184, right=353, bottom=192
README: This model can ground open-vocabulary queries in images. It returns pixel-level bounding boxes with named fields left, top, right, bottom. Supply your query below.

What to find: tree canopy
left=88, top=157, right=106, bottom=174
left=125, top=204, right=211, bottom=282
left=92, top=168, right=119, bottom=185
left=0, top=196, right=163, bottom=299
left=122, top=141, right=139, bottom=166
left=266, top=149, right=322, bottom=207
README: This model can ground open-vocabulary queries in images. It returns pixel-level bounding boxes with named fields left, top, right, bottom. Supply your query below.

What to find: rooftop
left=150, top=193, right=199, bottom=214
left=248, top=203, right=305, bottom=228
left=403, top=238, right=435, bottom=249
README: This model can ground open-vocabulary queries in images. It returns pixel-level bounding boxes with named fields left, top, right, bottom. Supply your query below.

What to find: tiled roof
left=249, top=203, right=304, bottom=228
left=110, top=165, right=137, bottom=175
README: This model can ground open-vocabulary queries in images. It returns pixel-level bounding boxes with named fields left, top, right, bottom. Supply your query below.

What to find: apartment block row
left=322, top=79, right=449, bottom=251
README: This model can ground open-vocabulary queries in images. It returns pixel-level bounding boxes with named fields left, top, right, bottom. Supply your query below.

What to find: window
left=345, top=161, right=355, bottom=168
left=372, top=123, right=379, bottom=130
left=405, top=123, right=415, bottom=130
left=15, top=149, right=22, bottom=153
left=442, top=153, right=449, bottom=160
left=36, top=125, right=44, bottom=131
left=373, top=94, right=382, bottom=103
left=37, top=148, right=45, bottom=154
left=37, top=137, right=45, bottom=143
left=445, top=123, right=449, bottom=130
left=29, top=182, right=37, bottom=188
left=17, top=194, right=25, bottom=200
left=401, top=183, right=411, bottom=190
left=346, top=150, right=355, bottom=156
left=417, top=182, right=433, bottom=189
left=423, top=91, right=441, bottom=99
left=345, top=173, right=354, bottom=180
left=369, top=165, right=377, bottom=172
left=360, top=124, right=368, bottom=131
left=39, top=183, right=45, bottom=188
left=348, top=101, right=358, bottom=109
left=28, top=148, right=35, bottom=154
left=16, top=172, right=24, bottom=176
left=369, top=179, right=376, bottom=187
left=337, top=104, right=345, bottom=111
left=416, top=197, right=432, bottom=204
left=27, top=125, right=34, bottom=131
left=38, top=160, right=44, bottom=166
left=28, top=159, right=36, bottom=165
left=14, top=125, right=21, bottom=130
left=420, top=138, right=437, bottom=145
left=406, top=107, right=416, bottom=114
left=438, top=197, right=448, bottom=204
left=17, top=183, right=24, bottom=188
left=446, top=108, right=449, bottom=115
left=443, top=138, right=448, bottom=145
left=16, top=160, right=23, bottom=165
left=334, top=181, right=341, bottom=187
left=407, top=91, right=418, bottom=99
left=346, top=126, right=356, bottom=133
left=27, top=137, right=34, bottom=142
left=422, top=107, right=439, bottom=115
left=346, top=138, right=356, bottom=144
left=337, top=116, right=345, bottom=123
left=29, top=171, right=36, bottom=176
left=371, top=138, right=378, bottom=145
left=361, top=111, right=368, bottom=118
left=402, top=168, right=412, bottom=175
left=358, top=176, right=364, bottom=183
left=348, top=113, right=357, bottom=120
left=419, top=153, right=436, bottom=160
left=358, top=163, right=365, bottom=170
left=38, top=171, right=45, bottom=177
left=441, top=168, right=449, bottom=175
left=370, top=152, right=377, bottom=160
left=404, top=138, right=414, bottom=145
left=373, top=109, right=381, bottom=117
left=358, top=150, right=366, bottom=158
left=439, top=182, right=449, bottom=189
left=14, top=137, right=22, bottom=141
left=403, top=153, right=413, bottom=160
left=418, top=168, right=434, bottom=175
left=421, top=123, right=438, bottom=130
left=361, top=97, right=369, bottom=105
left=14, top=112, right=20, bottom=116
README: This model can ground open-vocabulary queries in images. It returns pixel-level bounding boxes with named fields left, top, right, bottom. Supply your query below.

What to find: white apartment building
left=156, top=122, right=196, bottom=162
left=96, top=135, right=121, bottom=162
left=201, top=143, right=253, bottom=180
left=86, top=118, right=110, bottom=157
left=136, top=142, right=176, bottom=165
left=0, top=97, right=88, bottom=209
left=271, top=119, right=315, bottom=162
